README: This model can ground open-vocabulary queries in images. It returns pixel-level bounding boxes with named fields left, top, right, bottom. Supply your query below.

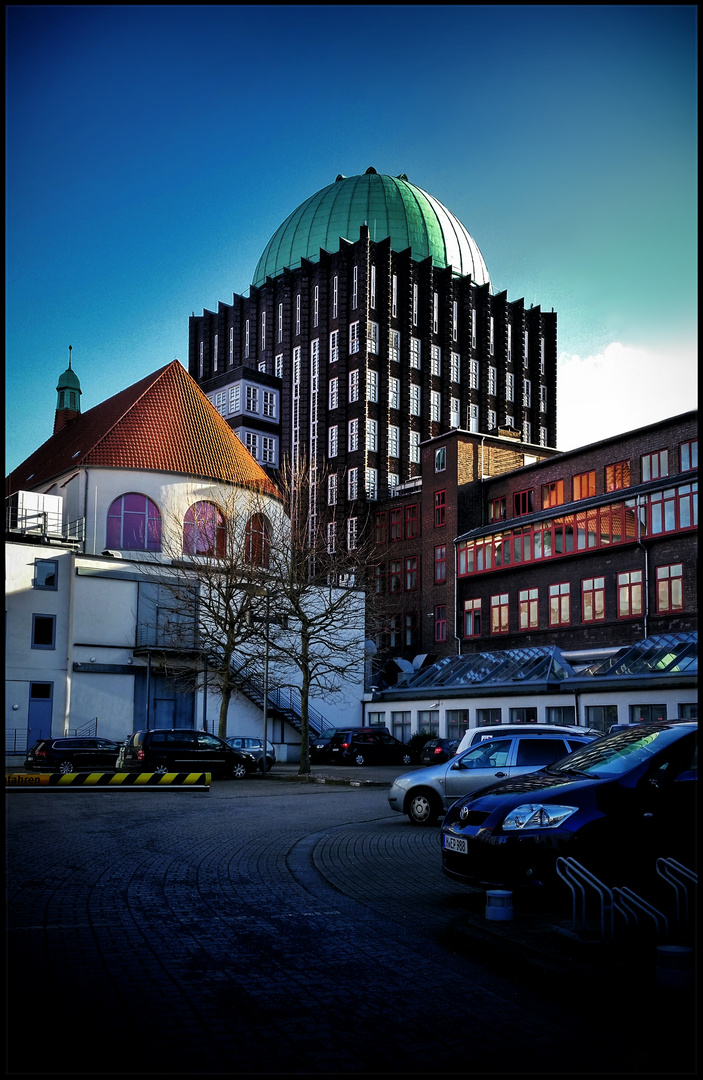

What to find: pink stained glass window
left=183, top=502, right=226, bottom=557
left=107, top=494, right=161, bottom=551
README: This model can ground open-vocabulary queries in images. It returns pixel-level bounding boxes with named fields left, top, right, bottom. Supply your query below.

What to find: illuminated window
left=542, top=480, right=564, bottom=508
left=582, top=577, right=605, bottom=622
left=489, top=497, right=506, bottom=522
left=618, top=570, right=642, bottom=618
left=549, top=582, right=570, bottom=626
left=464, top=598, right=481, bottom=637
left=656, top=563, right=683, bottom=613
left=573, top=471, right=595, bottom=500
left=519, top=588, right=539, bottom=630
left=605, top=460, right=631, bottom=492
left=490, top=593, right=509, bottom=634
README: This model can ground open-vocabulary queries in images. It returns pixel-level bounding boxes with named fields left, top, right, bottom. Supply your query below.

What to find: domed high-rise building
left=190, top=169, right=558, bottom=656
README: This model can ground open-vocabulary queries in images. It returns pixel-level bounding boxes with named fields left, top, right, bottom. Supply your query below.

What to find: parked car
left=226, top=736, right=276, bottom=771
left=419, top=738, right=460, bottom=765
left=389, top=729, right=597, bottom=825
left=441, top=720, right=698, bottom=894
left=454, top=723, right=602, bottom=756
left=119, top=729, right=257, bottom=779
left=312, top=727, right=412, bottom=767
left=309, top=726, right=342, bottom=763
left=24, top=737, right=121, bottom=774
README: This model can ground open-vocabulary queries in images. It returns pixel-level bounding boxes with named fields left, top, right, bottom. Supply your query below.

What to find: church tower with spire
left=53, top=346, right=82, bottom=433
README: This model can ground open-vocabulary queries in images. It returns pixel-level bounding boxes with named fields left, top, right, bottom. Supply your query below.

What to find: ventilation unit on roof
left=6, top=491, right=63, bottom=537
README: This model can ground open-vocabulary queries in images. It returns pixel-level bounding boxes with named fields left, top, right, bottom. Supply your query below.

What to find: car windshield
left=547, top=726, right=691, bottom=780
left=319, top=728, right=338, bottom=740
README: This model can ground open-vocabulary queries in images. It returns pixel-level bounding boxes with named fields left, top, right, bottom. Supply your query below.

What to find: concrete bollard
left=485, top=889, right=514, bottom=921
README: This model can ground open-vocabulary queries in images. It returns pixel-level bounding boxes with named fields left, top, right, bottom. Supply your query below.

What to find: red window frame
left=514, top=489, right=534, bottom=516
left=641, top=449, right=668, bottom=482
left=434, top=490, right=446, bottom=527
left=573, top=471, right=596, bottom=501
left=375, top=512, right=387, bottom=545
left=434, top=605, right=447, bottom=642
left=463, top=599, right=481, bottom=637
left=518, top=587, right=539, bottom=630
left=582, top=577, right=605, bottom=622
left=617, top=570, right=643, bottom=618
left=389, top=560, right=402, bottom=593
left=656, top=564, right=683, bottom=613
left=548, top=582, right=570, bottom=626
left=541, top=480, right=564, bottom=509
left=605, top=460, right=631, bottom=492
left=490, top=593, right=509, bottom=634
left=405, top=556, right=418, bottom=591
left=434, top=545, right=446, bottom=583
left=405, top=504, right=419, bottom=539
left=680, top=439, right=697, bottom=472
left=488, top=497, right=506, bottom=522
left=390, top=508, right=403, bottom=542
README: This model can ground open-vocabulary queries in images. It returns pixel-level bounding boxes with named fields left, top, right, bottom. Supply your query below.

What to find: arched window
left=245, top=514, right=270, bottom=567
left=106, top=493, right=161, bottom=551
left=183, top=502, right=226, bottom=557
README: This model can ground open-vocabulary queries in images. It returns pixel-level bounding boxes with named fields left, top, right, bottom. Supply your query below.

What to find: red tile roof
left=6, top=360, right=280, bottom=499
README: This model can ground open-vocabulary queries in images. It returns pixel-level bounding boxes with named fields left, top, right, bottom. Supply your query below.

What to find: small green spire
left=55, top=345, right=82, bottom=414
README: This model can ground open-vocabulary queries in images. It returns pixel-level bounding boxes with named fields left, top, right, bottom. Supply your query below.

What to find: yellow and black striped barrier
left=5, top=771, right=211, bottom=790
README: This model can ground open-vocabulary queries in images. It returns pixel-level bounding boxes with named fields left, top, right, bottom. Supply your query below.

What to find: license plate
left=443, top=835, right=468, bottom=854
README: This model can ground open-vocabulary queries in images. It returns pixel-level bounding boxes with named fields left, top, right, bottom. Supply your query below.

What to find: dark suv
left=24, top=737, right=121, bottom=774
left=119, top=729, right=256, bottom=779
left=314, top=727, right=412, bottom=767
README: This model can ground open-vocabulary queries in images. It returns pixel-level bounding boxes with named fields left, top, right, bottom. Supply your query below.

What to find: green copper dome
left=252, top=169, right=491, bottom=288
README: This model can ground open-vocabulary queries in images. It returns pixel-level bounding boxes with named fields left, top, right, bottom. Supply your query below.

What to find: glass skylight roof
left=581, top=633, right=698, bottom=677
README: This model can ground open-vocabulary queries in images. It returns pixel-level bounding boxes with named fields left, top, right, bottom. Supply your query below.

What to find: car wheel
left=153, top=764, right=168, bottom=776
left=58, top=760, right=74, bottom=775
left=401, top=753, right=412, bottom=766
left=407, top=790, right=439, bottom=826
left=232, top=762, right=248, bottom=780
left=354, top=752, right=366, bottom=766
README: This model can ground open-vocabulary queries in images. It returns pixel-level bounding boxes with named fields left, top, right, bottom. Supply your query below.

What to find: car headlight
left=501, top=804, right=578, bottom=831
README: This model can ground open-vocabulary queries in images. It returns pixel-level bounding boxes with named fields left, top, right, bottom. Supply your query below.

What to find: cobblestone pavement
left=6, top=779, right=696, bottom=1075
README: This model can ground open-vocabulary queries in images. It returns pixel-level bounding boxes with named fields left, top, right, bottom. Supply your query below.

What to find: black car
left=419, top=738, right=460, bottom=765
left=24, top=737, right=121, bottom=774
left=441, top=720, right=697, bottom=895
left=312, top=727, right=412, bottom=767
left=119, top=729, right=257, bottom=779
left=226, top=736, right=277, bottom=771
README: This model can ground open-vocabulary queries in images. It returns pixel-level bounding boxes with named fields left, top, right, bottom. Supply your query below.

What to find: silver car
left=388, top=730, right=596, bottom=825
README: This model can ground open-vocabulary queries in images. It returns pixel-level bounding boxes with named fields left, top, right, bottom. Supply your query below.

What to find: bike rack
left=656, top=858, right=697, bottom=927
left=613, top=886, right=669, bottom=938
left=555, top=857, right=614, bottom=941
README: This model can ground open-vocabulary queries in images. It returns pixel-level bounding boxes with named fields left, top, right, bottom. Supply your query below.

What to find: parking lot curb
left=5, top=771, right=211, bottom=789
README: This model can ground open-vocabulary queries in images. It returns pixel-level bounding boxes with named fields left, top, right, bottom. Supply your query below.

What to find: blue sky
left=5, top=5, right=697, bottom=472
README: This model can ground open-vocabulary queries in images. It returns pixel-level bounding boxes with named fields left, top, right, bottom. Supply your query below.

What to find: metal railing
left=229, top=657, right=329, bottom=737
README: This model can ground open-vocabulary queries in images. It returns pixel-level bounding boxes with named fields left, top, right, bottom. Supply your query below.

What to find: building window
left=405, top=504, right=418, bottom=539
left=433, top=291, right=439, bottom=333
left=477, top=708, right=502, bottom=727
left=452, top=301, right=458, bottom=342
left=649, top=482, right=698, bottom=534
left=349, top=321, right=360, bottom=354
left=450, top=352, right=460, bottom=384
left=540, top=337, right=545, bottom=374
left=392, top=710, right=411, bottom=742
left=542, top=480, right=564, bottom=508
left=464, top=598, right=481, bottom=637
left=430, top=391, right=441, bottom=422
left=388, top=425, right=400, bottom=458
left=405, top=556, right=418, bottom=591
left=388, top=474, right=399, bottom=496
left=546, top=706, right=576, bottom=727
left=277, top=303, right=283, bottom=343
left=245, top=432, right=258, bottom=458
left=539, top=385, right=547, bottom=412
left=490, top=593, right=509, bottom=634
left=245, top=386, right=258, bottom=413
left=506, top=372, right=514, bottom=402
left=410, top=337, right=421, bottom=369
left=549, top=582, right=570, bottom=626
left=348, top=418, right=359, bottom=452
left=367, top=369, right=378, bottom=403
left=410, top=384, right=421, bottom=416
left=333, top=275, right=338, bottom=319
left=488, top=497, right=506, bottom=522
left=582, top=576, right=605, bottom=622
left=412, top=284, right=419, bottom=326
left=410, top=430, right=420, bottom=463
left=368, top=321, right=379, bottom=354
left=32, top=613, right=56, bottom=649
left=389, top=329, right=400, bottom=363
left=468, top=360, right=479, bottom=389
left=519, top=587, right=539, bottom=630
left=262, top=437, right=275, bottom=464
left=245, top=319, right=250, bottom=358
left=375, top=512, right=387, bottom=545
left=392, top=274, right=397, bottom=319
left=328, top=474, right=338, bottom=506
left=524, top=330, right=529, bottom=366
left=507, top=322, right=512, bottom=362
left=389, top=377, right=400, bottom=410
left=434, top=490, right=446, bottom=527
left=539, top=426, right=548, bottom=446
left=431, top=345, right=441, bottom=376
left=606, top=460, right=631, bottom=492
left=199, top=341, right=204, bottom=378
left=630, top=704, right=668, bottom=724
left=295, top=295, right=301, bottom=336
left=183, top=501, right=226, bottom=557
left=506, top=413, right=515, bottom=430
left=450, top=398, right=460, bottom=428
left=327, top=522, right=337, bottom=553
left=680, top=439, right=697, bottom=472
left=618, top=570, right=643, bottom=618
left=329, top=377, right=338, bottom=410
left=347, top=517, right=358, bottom=549
left=366, top=468, right=378, bottom=500
left=260, top=311, right=266, bottom=350
left=523, top=379, right=531, bottom=407
left=656, top=563, right=683, bottom=612
left=434, top=545, right=446, bottom=583
left=213, top=334, right=219, bottom=371
left=446, top=709, right=469, bottom=740
left=488, top=409, right=497, bottom=431
left=641, top=449, right=668, bottom=482
left=328, top=425, right=338, bottom=457
left=245, top=514, right=270, bottom=567
left=229, top=326, right=234, bottom=364
left=330, top=329, right=339, bottom=363
left=367, top=418, right=378, bottom=452
left=390, top=507, right=403, bottom=542
left=348, top=468, right=358, bottom=500
left=257, top=359, right=267, bottom=374
left=274, top=354, right=283, bottom=379
left=489, top=316, right=495, bottom=356
left=510, top=707, right=538, bottom=724
left=262, top=391, right=276, bottom=418
left=107, top=493, right=161, bottom=551
left=370, top=265, right=376, bottom=308
left=514, top=489, right=534, bottom=516
left=34, top=560, right=58, bottom=590
left=573, top=471, right=596, bottom=500
left=585, top=704, right=618, bottom=733
left=389, top=560, right=402, bottom=592
left=434, top=605, right=447, bottom=642
left=435, top=446, right=446, bottom=472
left=312, top=286, right=319, bottom=328
left=468, top=404, right=479, bottom=432
left=349, top=369, right=359, bottom=402
left=229, top=386, right=241, bottom=414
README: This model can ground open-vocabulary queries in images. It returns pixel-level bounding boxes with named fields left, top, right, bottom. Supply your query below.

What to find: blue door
left=28, top=683, right=53, bottom=743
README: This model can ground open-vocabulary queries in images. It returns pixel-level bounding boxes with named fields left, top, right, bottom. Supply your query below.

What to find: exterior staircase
left=229, top=657, right=330, bottom=738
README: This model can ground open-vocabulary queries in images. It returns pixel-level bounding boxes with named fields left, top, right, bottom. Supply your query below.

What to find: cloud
left=556, top=341, right=697, bottom=451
